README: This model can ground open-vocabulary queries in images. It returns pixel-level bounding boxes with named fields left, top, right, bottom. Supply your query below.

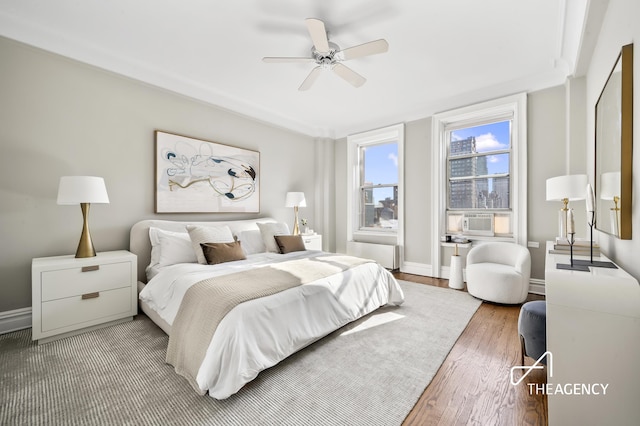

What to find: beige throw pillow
left=257, top=222, right=291, bottom=253
left=274, top=235, right=307, bottom=254
left=186, top=225, right=235, bottom=264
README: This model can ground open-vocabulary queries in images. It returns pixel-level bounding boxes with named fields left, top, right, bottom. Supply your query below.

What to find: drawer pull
left=81, top=265, right=100, bottom=272
left=81, top=292, right=100, bottom=300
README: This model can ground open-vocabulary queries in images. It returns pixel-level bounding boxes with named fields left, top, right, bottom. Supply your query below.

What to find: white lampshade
left=285, top=192, right=306, bottom=208
left=600, top=172, right=621, bottom=200
left=546, top=174, right=588, bottom=201
left=57, top=176, right=110, bottom=205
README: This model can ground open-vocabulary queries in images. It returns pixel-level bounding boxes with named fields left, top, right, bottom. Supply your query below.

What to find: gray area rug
left=0, top=281, right=481, bottom=426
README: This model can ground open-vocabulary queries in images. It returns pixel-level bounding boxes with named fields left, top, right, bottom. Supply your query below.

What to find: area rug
left=0, top=280, right=481, bottom=426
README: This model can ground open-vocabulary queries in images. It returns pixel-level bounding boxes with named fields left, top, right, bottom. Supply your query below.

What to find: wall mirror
left=595, top=43, right=633, bottom=239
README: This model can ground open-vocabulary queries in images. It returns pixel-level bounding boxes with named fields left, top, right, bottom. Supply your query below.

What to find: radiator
left=346, top=241, right=399, bottom=270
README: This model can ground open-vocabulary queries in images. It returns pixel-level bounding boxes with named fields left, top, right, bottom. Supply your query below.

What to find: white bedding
left=139, top=250, right=404, bottom=399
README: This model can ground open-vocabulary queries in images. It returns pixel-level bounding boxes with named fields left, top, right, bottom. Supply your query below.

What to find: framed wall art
left=155, top=131, right=260, bottom=213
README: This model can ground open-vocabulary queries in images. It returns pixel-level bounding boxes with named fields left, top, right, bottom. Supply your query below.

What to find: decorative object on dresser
left=555, top=208, right=589, bottom=271
left=31, top=250, right=137, bottom=344
left=155, top=131, right=260, bottom=213
left=56, top=176, right=110, bottom=258
left=545, top=174, right=587, bottom=240
left=572, top=182, right=617, bottom=269
left=285, top=191, right=306, bottom=235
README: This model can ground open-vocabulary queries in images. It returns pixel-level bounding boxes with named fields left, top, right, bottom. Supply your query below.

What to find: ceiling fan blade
left=305, top=18, right=330, bottom=53
left=263, top=57, right=315, bottom=63
left=340, top=39, right=389, bottom=61
left=298, top=66, right=322, bottom=91
left=332, top=63, right=366, bottom=88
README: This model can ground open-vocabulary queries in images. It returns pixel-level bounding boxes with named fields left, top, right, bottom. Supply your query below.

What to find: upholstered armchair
left=465, top=242, right=531, bottom=304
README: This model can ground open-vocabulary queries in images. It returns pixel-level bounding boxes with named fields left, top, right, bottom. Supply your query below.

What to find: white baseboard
left=0, top=307, right=32, bottom=335
left=528, top=278, right=546, bottom=296
left=400, top=261, right=545, bottom=297
left=400, top=261, right=433, bottom=277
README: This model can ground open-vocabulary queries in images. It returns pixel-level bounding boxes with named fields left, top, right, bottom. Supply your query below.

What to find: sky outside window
left=363, top=143, right=398, bottom=203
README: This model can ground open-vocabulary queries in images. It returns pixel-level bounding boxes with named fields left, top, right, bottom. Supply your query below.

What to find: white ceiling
left=0, top=0, right=600, bottom=138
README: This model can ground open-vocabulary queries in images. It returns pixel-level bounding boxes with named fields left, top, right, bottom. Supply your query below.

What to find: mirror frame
left=595, top=43, right=633, bottom=239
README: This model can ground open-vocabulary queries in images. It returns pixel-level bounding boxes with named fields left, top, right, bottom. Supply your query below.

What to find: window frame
left=431, top=94, right=527, bottom=278
left=347, top=123, right=404, bottom=243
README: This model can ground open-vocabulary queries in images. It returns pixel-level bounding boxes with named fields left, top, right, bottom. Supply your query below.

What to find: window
left=431, top=94, right=527, bottom=277
left=347, top=124, right=404, bottom=238
left=446, top=120, right=513, bottom=236
left=359, top=142, right=399, bottom=230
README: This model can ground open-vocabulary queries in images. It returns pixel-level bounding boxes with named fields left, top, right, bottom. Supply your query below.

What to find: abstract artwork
left=155, top=131, right=259, bottom=213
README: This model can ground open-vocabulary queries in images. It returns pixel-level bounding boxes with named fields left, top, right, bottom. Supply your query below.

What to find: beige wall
left=0, top=37, right=317, bottom=312
left=527, top=85, right=577, bottom=279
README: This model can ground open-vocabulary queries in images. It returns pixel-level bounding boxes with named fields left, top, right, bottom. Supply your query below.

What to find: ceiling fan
left=262, top=18, right=389, bottom=91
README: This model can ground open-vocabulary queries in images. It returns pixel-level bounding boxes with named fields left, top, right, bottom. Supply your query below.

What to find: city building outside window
left=446, top=121, right=512, bottom=235
left=360, top=142, right=399, bottom=230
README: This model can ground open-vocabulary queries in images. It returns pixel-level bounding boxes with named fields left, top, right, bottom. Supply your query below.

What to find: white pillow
left=186, top=225, right=235, bottom=264
left=148, top=227, right=197, bottom=270
left=257, top=222, right=291, bottom=253
left=237, top=229, right=267, bottom=255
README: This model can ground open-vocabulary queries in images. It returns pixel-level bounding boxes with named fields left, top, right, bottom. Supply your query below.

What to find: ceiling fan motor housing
left=312, top=41, right=340, bottom=69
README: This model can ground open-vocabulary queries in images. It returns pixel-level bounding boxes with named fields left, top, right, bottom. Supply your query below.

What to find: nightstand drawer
left=302, top=235, right=322, bottom=250
left=41, top=261, right=132, bottom=301
left=41, top=287, right=132, bottom=332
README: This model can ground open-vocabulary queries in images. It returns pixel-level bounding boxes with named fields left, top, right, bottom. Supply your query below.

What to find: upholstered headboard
left=129, top=217, right=276, bottom=283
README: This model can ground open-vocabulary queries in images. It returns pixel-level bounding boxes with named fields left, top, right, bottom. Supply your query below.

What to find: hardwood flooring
left=395, top=272, right=548, bottom=426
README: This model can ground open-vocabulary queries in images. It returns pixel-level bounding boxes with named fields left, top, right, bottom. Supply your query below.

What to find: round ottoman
left=517, top=300, right=547, bottom=365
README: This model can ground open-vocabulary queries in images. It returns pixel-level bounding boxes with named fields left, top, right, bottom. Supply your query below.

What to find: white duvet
left=139, top=250, right=405, bottom=399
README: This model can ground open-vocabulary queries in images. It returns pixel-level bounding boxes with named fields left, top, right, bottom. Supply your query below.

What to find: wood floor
left=395, top=272, right=548, bottom=426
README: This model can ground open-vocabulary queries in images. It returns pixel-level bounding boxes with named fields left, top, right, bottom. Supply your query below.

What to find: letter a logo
left=510, top=351, right=553, bottom=386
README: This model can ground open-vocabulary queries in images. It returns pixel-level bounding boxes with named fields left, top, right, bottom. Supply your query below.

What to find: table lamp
left=57, top=176, right=110, bottom=258
left=546, top=174, right=587, bottom=240
left=285, top=192, right=306, bottom=235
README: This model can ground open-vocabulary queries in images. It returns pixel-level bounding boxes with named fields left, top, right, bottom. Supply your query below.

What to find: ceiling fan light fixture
left=262, top=18, right=388, bottom=90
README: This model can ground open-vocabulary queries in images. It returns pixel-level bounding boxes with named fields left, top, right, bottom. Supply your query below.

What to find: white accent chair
left=465, top=242, right=531, bottom=304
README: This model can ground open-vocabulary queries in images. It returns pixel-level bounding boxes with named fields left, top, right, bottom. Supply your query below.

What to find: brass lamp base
left=75, top=203, right=97, bottom=258
left=292, top=205, right=300, bottom=235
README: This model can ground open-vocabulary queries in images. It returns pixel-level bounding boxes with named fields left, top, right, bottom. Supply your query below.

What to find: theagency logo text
left=510, top=351, right=609, bottom=396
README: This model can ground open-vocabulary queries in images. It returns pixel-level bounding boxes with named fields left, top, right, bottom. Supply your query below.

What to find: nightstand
left=32, top=250, right=137, bottom=344
left=302, top=234, right=323, bottom=251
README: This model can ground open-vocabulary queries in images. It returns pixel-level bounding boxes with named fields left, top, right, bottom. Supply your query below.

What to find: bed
left=129, top=217, right=404, bottom=399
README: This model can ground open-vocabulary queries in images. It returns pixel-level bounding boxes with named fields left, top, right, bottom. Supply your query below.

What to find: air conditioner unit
left=463, top=213, right=494, bottom=236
